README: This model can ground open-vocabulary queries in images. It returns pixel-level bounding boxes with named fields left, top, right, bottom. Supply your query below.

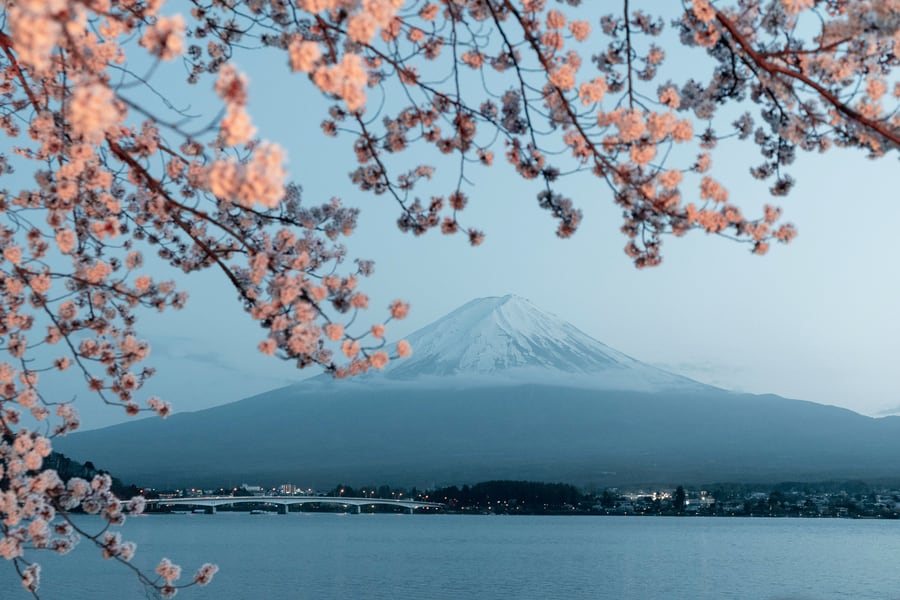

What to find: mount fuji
left=366, top=295, right=699, bottom=392
left=55, top=296, right=900, bottom=489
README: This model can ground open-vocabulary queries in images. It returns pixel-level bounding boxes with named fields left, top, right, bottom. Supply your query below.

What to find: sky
left=30, top=6, right=900, bottom=430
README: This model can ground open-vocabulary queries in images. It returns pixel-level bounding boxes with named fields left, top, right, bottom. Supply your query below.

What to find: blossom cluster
left=0, top=461, right=144, bottom=594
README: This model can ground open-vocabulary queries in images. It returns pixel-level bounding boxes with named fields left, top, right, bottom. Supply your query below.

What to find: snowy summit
left=370, top=295, right=701, bottom=392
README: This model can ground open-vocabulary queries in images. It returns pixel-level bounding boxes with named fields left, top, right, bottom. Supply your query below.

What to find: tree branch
left=714, top=9, right=900, bottom=149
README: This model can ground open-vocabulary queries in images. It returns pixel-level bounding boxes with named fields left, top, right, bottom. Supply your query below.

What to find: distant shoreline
left=140, top=479, right=900, bottom=521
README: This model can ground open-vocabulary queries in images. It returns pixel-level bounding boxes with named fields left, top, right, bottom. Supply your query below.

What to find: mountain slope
left=54, top=385, right=900, bottom=489
left=53, top=296, right=900, bottom=488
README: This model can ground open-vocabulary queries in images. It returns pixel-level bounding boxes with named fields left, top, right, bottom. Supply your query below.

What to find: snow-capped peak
left=375, top=295, right=700, bottom=392
left=383, top=295, right=629, bottom=375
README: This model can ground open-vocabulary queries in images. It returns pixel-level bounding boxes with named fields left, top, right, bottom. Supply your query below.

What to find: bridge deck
left=146, top=495, right=443, bottom=510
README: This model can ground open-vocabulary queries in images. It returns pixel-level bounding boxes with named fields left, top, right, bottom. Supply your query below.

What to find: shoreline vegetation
left=140, top=479, right=900, bottom=520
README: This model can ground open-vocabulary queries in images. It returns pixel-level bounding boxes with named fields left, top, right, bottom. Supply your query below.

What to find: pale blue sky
left=29, top=7, right=900, bottom=430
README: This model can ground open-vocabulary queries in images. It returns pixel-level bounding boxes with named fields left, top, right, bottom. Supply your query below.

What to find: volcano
left=54, top=296, right=900, bottom=489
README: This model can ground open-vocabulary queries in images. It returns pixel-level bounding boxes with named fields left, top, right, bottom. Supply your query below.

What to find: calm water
left=5, top=513, right=900, bottom=599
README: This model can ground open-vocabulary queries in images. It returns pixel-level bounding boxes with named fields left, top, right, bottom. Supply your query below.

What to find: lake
left=4, top=513, right=900, bottom=599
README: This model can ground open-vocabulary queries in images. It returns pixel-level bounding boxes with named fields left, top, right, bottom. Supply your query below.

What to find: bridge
left=146, top=495, right=444, bottom=514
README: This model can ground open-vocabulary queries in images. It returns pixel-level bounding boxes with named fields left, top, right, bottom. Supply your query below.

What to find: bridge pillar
left=277, top=504, right=288, bottom=515
left=353, top=505, right=361, bottom=514
left=407, top=506, right=414, bottom=515
left=205, top=506, right=216, bottom=515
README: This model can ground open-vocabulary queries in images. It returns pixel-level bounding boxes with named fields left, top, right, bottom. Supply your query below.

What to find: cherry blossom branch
left=714, top=9, right=900, bottom=148
left=0, top=31, right=42, bottom=112
left=499, top=2, right=625, bottom=190
left=624, top=0, right=635, bottom=109
left=105, top=139, right=251, bottom=298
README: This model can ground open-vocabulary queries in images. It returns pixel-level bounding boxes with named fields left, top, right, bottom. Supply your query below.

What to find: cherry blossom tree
left=0, top=0, right=896, bottom=596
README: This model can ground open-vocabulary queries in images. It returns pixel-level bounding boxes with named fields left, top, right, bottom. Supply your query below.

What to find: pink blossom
left=546, top=10, right=567, bottom=30
left=695, top=153, right=712, bottom=173
left=692, top=0, right=716, bottom=23
left=347, top=13, right=377, bottom=44
left=671, top=120, right=693, bottom=142
left=55, top=229, right=76, bottom=254
left=288, top=40, right=321, bottom=73
left=781, top=0, right=815, bottom=15
left=139, top=14, right=185, bottom=60
left=867, top=78, right=887, bottom=102
left=630, top=142, right=656, bottom=166
left=341, top=339, right=360, bottom=358
left=579, top=78, right=607, bottom=105
left=220, top=106, right=256, bottom=146
left=215, top=65, right=248, bottom=105
left=569, top=20, right=591, bottom=41
left=389, top=300, right=409, bottom=320
left=8, top=4, right=62, bottom=72
left=370, top=351, right=389, bottom=369
left=193, top=563, right=219, bottom=586
left=3, top=246, right=22, bottom=264
left=324, top=323, right=344, bottom=341
left=258, top=339, right=276, bottom=355
left=647, top=112, right=676, bottom=140
left=548, top=64, right=576, bottom=91
left=658, top=87, right=680, bottom=109
left=461, top=51, right=485, bottom=69
left=24, top=451, right=42, bottom=470
left=700, top=176, right=729, bottom=203
left=614, top=110, right=646, bottom=143
left=350, top=293, right=369, bottom=309
left=70, top=84, right=120, bottom=144
left=658, top=170, right=683, bottom=190
left=419, top=3, right=439, bottom=20
left=0, top=536, right=22, bottom=559
left=33, top=437, right=51, bottom=457
left=20, top=563, right=39, bottom=592
left=156, top=558, right=182, bottom=584
left=13, top=433, right=33, bottom=454
left=147, top=398, right=172, bottom=418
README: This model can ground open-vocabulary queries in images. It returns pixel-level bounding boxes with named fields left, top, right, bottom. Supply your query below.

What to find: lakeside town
left=141, top=479, right=900, bottom=519
left=46, top=450, right=900, bottom=519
